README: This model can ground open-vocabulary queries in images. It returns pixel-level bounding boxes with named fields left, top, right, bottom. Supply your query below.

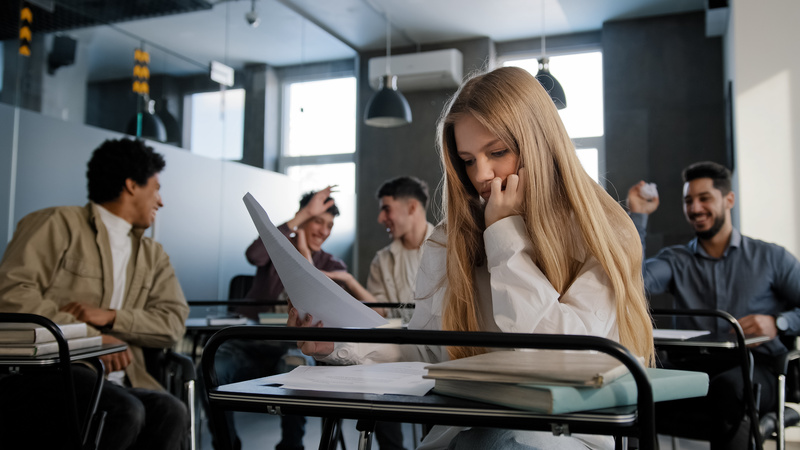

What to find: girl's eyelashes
left=491, top=149, right=509, bottom=157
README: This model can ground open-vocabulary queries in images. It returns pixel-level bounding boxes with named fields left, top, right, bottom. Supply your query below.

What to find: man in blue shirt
left=627, top=161, right=800, bottom=449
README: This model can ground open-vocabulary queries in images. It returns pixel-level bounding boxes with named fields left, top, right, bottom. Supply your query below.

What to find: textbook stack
left=424, top=350, right=709, bottom=414
left=0, top=322, right=102, bottom=356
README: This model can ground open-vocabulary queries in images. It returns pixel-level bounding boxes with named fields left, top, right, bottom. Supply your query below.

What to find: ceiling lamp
left=126, top=98, right=167, bottom=142
left=245, top=0, right=260, bottom=28
left=535, top=0, right=566, bottom=109
left=364, top=14, right=412, bottom=128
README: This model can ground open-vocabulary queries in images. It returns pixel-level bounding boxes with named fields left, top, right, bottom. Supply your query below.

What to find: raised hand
left=627, top=180, right=660, bottom=215
left=484, top=167, right=526, bottom=228
left=287, top=185, right=337, bottom=231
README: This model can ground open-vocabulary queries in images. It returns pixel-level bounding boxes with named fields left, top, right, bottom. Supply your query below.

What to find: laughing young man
left=627, top=161, right=800, bottom=449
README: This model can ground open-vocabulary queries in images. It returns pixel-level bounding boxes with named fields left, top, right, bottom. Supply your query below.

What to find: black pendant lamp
left=126, top=98, right=167, bottom=142
left=364, top=15, right=411, bottom=128
left=535, top=0, right=566, bottom=110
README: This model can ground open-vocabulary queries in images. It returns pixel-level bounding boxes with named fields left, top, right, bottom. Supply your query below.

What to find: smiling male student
left=627, top=161, right=800, bottom=449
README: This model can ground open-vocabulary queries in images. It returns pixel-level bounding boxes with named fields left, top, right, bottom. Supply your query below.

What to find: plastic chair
left=143, top=347, right=197, bottom=450
left=227, top=275, right=255, bottom=300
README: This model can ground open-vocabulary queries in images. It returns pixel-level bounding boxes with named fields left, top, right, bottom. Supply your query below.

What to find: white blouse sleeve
left=484, top=216, right=618, bottom=340
left=319, top=228, right=450, bottom=366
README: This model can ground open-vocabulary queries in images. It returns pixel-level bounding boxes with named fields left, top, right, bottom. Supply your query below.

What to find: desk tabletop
left=0, top=343, right=127, bottom=366
left=209, top=378, right=638, bottom=435
left=653, top=330, right=770, bottom=348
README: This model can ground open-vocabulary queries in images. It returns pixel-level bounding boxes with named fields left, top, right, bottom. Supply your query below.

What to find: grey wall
left=1, top=102, right=299, bottom=300
left=354, top=37, right=494, bottom=283
left=603, top=12, right=726, bottom=254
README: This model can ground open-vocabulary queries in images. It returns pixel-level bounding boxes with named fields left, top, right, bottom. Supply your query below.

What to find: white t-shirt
left=96, top=204, right=133, bottom=386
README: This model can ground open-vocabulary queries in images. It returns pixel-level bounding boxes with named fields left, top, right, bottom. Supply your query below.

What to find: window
left=279, top=76, right=357, bottom=266
left=185, top=88, right=245, bottom=160
left=504, top=51, right=605, bottom=184
left=280, top=76, right=357, bottom=192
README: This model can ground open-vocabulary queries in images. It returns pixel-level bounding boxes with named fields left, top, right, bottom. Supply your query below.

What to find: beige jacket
left=0, top=203, right=189, bottom=390
left=366, top=223, right=434, bottom=317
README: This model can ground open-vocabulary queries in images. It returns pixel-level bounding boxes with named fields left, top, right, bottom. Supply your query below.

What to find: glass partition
left=0, top=0, right=357, bottom=300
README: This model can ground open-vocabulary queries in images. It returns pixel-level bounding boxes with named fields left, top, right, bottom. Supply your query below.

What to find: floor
left=198, top=412, right=420, bottom=450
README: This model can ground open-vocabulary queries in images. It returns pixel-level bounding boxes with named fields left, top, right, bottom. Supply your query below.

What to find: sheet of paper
left=653, top=329, right=711, bottom=340
left=243, top=193, right=387, bottom=328
left=228, top=362, right=434, bottom=396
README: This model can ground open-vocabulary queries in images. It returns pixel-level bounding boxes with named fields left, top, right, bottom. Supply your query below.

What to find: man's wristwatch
left=776, top=313, right=790, bottom=334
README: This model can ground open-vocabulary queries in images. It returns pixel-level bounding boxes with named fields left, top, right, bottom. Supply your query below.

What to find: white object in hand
left=640, top=182, right=658, bottom=200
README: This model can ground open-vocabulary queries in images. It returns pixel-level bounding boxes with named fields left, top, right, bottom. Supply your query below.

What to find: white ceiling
left=71, top=0, right=707, bottom=81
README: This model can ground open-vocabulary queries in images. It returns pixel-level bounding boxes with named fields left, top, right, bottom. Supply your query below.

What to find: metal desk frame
left=0, top=313, right=125, bottom=450
left=201, top=327, right=656, bottom=450
left=652, top=308, right=764, bottom=450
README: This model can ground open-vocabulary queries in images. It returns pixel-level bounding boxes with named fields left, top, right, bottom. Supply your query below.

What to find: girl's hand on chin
left=484, top=167, right=526, bottom=228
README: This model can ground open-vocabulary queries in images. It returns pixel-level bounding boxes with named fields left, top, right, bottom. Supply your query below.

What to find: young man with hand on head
left=628, top=161, right=800, bottom=449
left=206, top=187, right=359, bottom=450
left=0, top=138, right=189, bottom=450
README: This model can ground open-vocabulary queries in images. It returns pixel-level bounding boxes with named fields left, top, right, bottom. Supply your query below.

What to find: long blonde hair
left=436, top=66, right=654, bottom=364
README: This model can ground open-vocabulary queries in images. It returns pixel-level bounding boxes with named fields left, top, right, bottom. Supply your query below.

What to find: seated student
left=204, top=188, right=356, bottom=450
left=367, top=176, right=435, bottom=319
left=0, top=138, right=190, bottom=449
left=288, top=66, right=655, bottom=450
left=627, top=162, right=800, bottom=449
left=365, top=176, right=434, bottom=449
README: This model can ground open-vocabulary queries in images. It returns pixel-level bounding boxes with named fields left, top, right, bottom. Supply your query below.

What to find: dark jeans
left=375, top=421, right=406, bottom=450
left=656, top=351, right=777, bottom=450
left=198, top=339, right=309, bottom=450
left=0, top=364, right=189, bottom=450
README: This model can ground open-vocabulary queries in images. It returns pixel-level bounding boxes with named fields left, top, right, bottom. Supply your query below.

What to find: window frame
left=497, top=46, right=606, bottom=187
left=277, top=73, right=357, bottom=176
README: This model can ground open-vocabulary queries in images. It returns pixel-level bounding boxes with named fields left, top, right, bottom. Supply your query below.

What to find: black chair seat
left=760, top=407, right=800, bottom=442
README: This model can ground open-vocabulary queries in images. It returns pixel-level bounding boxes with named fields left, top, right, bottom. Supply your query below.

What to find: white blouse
left=320, top=215, right=618, bottom=449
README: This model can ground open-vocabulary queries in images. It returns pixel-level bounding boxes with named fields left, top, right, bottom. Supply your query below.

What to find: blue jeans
left=200, top=339, right=312, bottom=450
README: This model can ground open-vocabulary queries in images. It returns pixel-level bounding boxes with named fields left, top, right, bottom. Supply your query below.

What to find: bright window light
left=188, top=88, right=244, bottom=160
left=285, top=77, right=356, bottom=156
left=286, top=163, right=355, bottom=195
left=505, top=52, right=604, bottom=139
left=576, top=148, right=599, bottom=183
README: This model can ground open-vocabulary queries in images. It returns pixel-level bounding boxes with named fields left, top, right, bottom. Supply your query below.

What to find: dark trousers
left=198, top=339, right=307, bottom=450
left=656, top=352, right=777, bottom=450
left=0, top=364, right=189, bottom=450
left=375, top=421, right=406, bottom=450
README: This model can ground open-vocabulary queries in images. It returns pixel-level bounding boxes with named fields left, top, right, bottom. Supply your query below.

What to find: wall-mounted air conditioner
left=368, top=48, right=463, bottom=92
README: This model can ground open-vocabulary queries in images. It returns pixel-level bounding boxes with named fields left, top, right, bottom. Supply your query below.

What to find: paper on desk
left=653, top=329, right=711, bottom=340
left=261, top=362, right=434, bottom=396
left=243, top=193, right=387, bottom=328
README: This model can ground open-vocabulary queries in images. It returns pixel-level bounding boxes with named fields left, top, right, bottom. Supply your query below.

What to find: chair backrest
left=228, top=274, right=255, bottom=300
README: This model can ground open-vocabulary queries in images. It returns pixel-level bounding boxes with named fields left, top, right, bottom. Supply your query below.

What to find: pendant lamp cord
left=541, top=0, right=546, bottom=58
left=385, top=14, right=391, bottom=75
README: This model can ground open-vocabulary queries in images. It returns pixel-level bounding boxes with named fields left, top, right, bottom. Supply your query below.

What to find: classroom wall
left=730, top=0, right=800, bottom=257
left=602, top=12, right=726, bottom=256
left=0, top=102, right=300, bottom=300
left=354, top=37, right=494, bottom=283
